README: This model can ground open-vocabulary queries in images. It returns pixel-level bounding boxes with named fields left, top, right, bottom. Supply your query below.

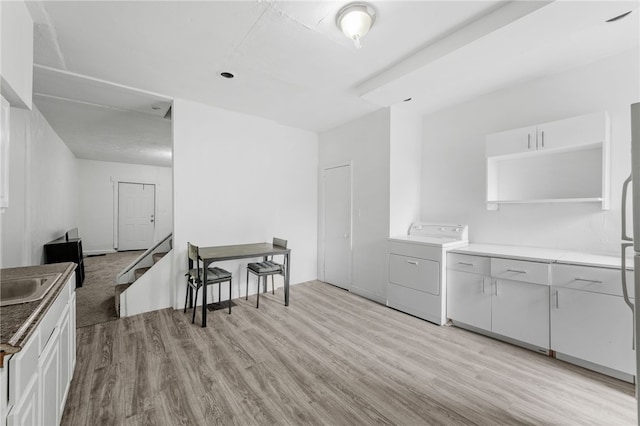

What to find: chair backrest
left=187, top=242, right=199, bottom=262
left=187, top=242, right=202, bottom=280
left=273, top=237, right=287, bottom=249
left=187, top=241, right=200, bottom=269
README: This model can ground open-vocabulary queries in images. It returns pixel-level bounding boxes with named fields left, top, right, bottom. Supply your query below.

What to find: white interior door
left=118, top=182, right=155, bottom=251
left=323, top=165, right=351, bottom=290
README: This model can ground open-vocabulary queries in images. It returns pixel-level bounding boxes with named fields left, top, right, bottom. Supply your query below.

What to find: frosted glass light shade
left=337, top=3, right=375, bottom=48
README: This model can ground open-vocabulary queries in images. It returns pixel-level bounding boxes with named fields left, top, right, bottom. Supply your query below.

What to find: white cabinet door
left=486, top=125, right=537, bottom=157
left=447, top=270, right=491, bottom=330
left=70, top=292, right=77, bottom=371
left=7, top=376, right=39, bottom=426
left=492, top=279, right=549, bottom=349
left=39, top=327, right=60, bottom=426
left=58, top=304, right=71, bottom=412
left=537, top=111, right=607, bottom=152
left=551, top=287, right=635, bottom=375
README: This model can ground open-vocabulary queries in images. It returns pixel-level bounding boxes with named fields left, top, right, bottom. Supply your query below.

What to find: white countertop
left=451, top=243, right=634, bottom=270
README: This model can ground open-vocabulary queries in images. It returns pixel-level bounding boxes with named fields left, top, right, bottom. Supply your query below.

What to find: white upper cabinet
left=537, top=111, right=608, bottom=152
left=486, top=125, right=537, bottom=157
left=0, top=0, right=34, bottom=110
left=486, top=111, right=610, bottom=209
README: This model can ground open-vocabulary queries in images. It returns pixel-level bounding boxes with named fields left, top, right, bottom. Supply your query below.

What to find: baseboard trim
left=84, top=249, right=117, bottom=256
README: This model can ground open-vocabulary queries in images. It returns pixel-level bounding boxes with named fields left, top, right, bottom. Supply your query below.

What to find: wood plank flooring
left=61, top=281, right=636, bottom=425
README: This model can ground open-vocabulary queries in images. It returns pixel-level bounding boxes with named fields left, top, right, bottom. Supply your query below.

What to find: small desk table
left=198, top=242, right=291, bottom=327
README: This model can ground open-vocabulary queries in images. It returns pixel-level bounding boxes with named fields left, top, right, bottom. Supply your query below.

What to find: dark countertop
left=1, top=262, right=76, bottom=365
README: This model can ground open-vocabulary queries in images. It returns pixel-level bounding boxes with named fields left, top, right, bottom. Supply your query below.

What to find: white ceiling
left=26, top=1, right=639, bottom=167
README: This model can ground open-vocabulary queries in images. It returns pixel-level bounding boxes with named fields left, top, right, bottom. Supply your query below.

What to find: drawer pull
left=458, top=262, right=474, bottom=267
left=506, top=269, right=527, bottom=274
left=574, top=278, right=603, bottom=284
left=407, top=261, right=419, bottom=266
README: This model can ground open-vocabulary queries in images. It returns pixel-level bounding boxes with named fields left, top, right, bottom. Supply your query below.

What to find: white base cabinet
left=551, top=264, right=635, bottom=380
left=4, top=272, right=76, bottom=426
left=448, top=247, right=636, bottom=382
left=39, top=326, right=60, bottom=425
left=447, top=255, right=491, bottom=330
left=492, top=279, right=549, bottom=349
left=448, top=253, right=550, bottom=352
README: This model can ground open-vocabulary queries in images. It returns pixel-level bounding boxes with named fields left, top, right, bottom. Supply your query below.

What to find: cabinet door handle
left=481, top=278, right=485, bottom=294
left=407, top=261, right=419, bottom=266
left=555, top=291, right=559, bottom=309
left=507, top=269, right=527, bottom=274
left=527, top=133, right=531, bottom=149
left=458, top=262, right=474, bottom=267
left=494, top=280, right=498, bottom=296
left=541, top=131, right=545, bottom=148
left=574, top=278, right=603, bottom=284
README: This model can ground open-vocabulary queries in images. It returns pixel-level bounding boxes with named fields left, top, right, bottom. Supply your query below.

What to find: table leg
left=202, top=262, right=208, bottom=327
left=285, top=252, right=290, bottom=306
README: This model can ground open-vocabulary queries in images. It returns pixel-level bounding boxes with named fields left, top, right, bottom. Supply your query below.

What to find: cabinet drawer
left=389, top=254, right=440, bottom=295
left=551, top=264, right=634, bottom=297
left=491, top=258, right=549, bottom=285
left=448, top=253, right=490, bottom=275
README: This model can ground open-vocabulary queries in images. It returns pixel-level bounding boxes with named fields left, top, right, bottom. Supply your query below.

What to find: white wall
left=0, top=105, right=78, bottom=268
left=421, top=49, right=639, bottom=255
left=172, top=99, right=318, bottom=308
left=77, top=159, right=172, bottom=254
left=318, top=108, right=391, bottom=303
left=390, top=107, right=422, bottom=237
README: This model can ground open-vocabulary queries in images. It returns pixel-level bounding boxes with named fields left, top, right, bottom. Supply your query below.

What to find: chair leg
left=218, top=281, right=221, bottom=304
left=202, top=283, right=207, bottom=328
left=256, top=277, right=260, bottom=309
left=228, top=279, right=232, bottom=314
left=271, top=275, right=275, bottom=294
left=183, top=280, right=189, bottom=313
left=246, top=270, right=249, bottom=300
left=192, top=287, right=199, bottom=324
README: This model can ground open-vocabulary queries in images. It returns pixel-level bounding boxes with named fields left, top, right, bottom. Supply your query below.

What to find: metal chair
left=246, top=238, right=287, bottom=308
left=184, top=242, right=232, bottom=324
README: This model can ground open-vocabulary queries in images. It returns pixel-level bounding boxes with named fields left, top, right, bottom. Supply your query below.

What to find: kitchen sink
left=0, top=273, right=61, bottom=307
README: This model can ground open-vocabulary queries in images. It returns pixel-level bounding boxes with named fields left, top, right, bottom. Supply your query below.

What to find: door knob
left=343, top=233, right=348, bottom=238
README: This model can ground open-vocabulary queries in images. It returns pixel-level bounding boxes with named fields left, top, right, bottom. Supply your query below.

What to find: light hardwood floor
left=62, top=281, right=636, bottom=425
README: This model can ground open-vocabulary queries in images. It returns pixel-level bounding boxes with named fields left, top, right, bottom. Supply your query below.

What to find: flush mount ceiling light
left=337, top=3, right=376, bottom=49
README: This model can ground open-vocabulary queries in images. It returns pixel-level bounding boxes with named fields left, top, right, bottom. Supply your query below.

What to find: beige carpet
left=75, top=250, right=144, bottom=328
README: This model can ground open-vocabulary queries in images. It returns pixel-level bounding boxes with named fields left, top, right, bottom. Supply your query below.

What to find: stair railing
left=116, top=233, right=172, bottom=284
